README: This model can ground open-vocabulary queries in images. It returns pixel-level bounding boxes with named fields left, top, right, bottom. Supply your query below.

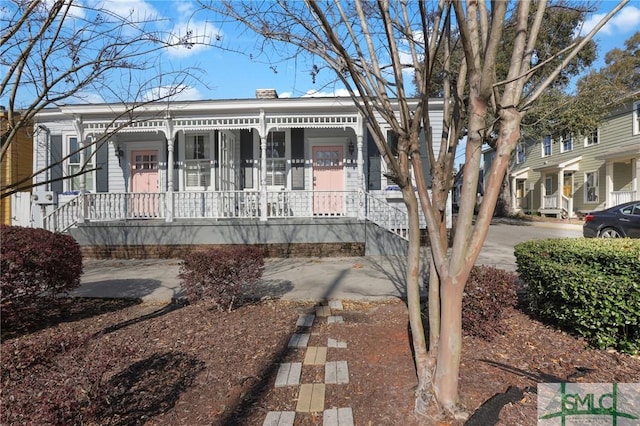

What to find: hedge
left=515, top=238, right=640, bottom=354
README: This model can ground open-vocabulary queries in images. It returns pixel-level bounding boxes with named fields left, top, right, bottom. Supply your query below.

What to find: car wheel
left=599, top=228, right=622, bottom=238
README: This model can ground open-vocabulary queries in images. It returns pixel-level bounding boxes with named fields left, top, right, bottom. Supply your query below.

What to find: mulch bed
left=1, top=297, right=638, bottom=425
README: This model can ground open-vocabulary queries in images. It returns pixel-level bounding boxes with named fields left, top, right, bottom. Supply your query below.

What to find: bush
left=462, top=265, right=518, bottom=340
left=178, top=246, right=265, bottom=311
left=515, top=238, right=640, bottom=354
left=1, top=225, right=83, bottom=324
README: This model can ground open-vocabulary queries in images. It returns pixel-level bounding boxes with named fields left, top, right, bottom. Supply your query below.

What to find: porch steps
left=263, top=300, right=354, bottom=426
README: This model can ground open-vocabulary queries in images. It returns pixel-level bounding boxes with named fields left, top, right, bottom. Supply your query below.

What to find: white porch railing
left=44, top=190, right=364, bottom=228
left=542, top=195, right=558, bottom=209
left=610, top=190, right=637, bottom=206
left=365, top=193, right=409, bottom=240
left=42, top=190, right=412, bottom=240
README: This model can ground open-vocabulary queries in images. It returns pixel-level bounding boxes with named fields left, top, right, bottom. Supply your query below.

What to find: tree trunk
left=403, top=186, right=432, bottom=415
left=433, top=275, right=465, bottom=414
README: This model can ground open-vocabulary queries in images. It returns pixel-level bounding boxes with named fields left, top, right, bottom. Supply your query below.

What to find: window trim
left=184, top=134, right=212, bottom=190
left=560, top=132, right=573, bottom=153
left=542, top=135, right=552, bottom=158
left=584, top=128, right=599, bottom=147
left=66, top=136, right=95, bottom=192
left=584, top=171, right=599, bottom=204
left=516, top=143, right=525, bottom=164
left=633, top=101, right=640, bottom=136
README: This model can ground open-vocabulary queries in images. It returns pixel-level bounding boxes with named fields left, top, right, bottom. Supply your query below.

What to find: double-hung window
left=266, top=131, right=286, bottom=186
left=67, top=137, right=94, bottom=191
left=542, top=135, right=552, bottom=157
left=561, top=132, right=572, bottom=152
left=584, top=129, right=598, bottom=146
left=516, top=143, right=525, bottom=164
left=634, top=101, right=640, bottom=135
left=585, top=171, right=599, bottom=203
left=185, top=134, right=211, bottom=189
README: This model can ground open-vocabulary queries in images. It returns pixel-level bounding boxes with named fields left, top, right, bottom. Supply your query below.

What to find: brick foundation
left=80, top=242, right=366, bottom=259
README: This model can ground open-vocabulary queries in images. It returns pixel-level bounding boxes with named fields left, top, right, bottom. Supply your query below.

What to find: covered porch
left=595, top=144, right=640, bottom=207
left=534, top=156, right=581, bottom=218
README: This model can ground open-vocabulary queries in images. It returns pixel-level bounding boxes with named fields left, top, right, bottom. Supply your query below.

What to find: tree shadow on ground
left=1, top=297, right=141, bottom=340
left=96, top=351, right=205, bottom=426
left=464, top=359, right=593, bottom=425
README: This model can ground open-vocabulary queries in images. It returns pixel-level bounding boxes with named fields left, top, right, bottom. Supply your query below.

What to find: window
left=545, top=176, right=553, bottom=196
left=185, top=134, right=211, bottom=188
left=516, top=143, right=525, bottom=164
left=542, top=135, right=552, bottom=157
left=584, top=171, right=599, bottom=203
left=634, top=101, right=640, bottom=136
left=266, top=131, right=286, bottom=186
left=386, top=130, right=399, bottom=156
left=67, top=137, right=94, bottom=191
left=621, top=203, right=640, bottom=216
left=560, top=132, right=572, bottom=152
left=584, top=129, right=599, bottom=146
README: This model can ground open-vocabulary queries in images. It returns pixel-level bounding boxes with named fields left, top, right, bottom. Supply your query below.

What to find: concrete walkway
left=74, top=255, right=415, bottom=304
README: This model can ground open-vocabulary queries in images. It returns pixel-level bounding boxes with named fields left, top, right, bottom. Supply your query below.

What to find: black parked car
left=583, top=201, right=640, bottom=238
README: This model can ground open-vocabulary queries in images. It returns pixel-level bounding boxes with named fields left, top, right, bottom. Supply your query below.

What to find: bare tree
left=1, top=0, right=205, bottom=196
left=201, top=0, right=628, bottom=420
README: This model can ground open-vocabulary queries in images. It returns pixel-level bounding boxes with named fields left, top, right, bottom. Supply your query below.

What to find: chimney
left=255, top=89, right=278, bottom=99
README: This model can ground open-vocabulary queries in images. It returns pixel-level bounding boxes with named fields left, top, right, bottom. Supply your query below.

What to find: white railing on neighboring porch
left=542, top=195, right=558, bottom=209
left=541, top=194, right=573, bottom=217
left=610, top=190, right=637, bottom=206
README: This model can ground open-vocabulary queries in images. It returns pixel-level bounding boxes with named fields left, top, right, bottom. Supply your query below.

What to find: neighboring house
left=507, top=96, right=640, bottom=218
left=30, top=91, right=447, bottom=257
left=1, top=108, right=33, bottom=225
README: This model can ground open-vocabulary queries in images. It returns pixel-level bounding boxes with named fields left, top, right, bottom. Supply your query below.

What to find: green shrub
left=1, top=225, right=83, bottom=325
left=178, top=246, right=265, bottom=311
left=462, top=266, right=518, bottom=340
left=515, top=238, right=640, bottom=354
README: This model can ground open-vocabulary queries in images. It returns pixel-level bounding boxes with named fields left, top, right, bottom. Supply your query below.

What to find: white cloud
left=581, top=6, right=640, bottom=36
left=165, top=20, right=219, bottom=58
left=142, top=85, right=203, bottom=102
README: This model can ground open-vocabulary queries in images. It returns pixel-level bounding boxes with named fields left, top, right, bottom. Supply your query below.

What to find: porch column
left=165, top=117, right=175, bottom=222
left=73, top=116, right=86, bottom=224
left=356, top=134, right=365, bottom=220
left=510, top=175, right=517, bottom=212
left=633, top=158, right=639, bottom=199
left=605, top=161, right=613, bottom=207
left=260, top=134, right=268, bottom=221
left=557, top=171, right=564, bottom=217
left=166, top=136, right=175, bottom=222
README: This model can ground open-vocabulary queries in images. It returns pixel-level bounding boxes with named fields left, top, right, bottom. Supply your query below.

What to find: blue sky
left=3, top=1, right=639, bottom=107
left=145, top=0, right=640, bottom=101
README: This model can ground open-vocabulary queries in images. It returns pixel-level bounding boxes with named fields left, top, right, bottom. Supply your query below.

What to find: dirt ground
left=2, top=295, right=638, bottom=426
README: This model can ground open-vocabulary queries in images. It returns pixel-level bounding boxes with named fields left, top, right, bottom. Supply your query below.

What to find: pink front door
left=312, top=146, right=344, bottom=215
left=131, top=150, right=159, bottom=217
left=131, top=150, right=159, bottom=192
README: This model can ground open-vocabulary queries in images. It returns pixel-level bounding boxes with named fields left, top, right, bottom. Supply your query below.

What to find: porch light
left=348, top=139, right=355, bottom=157
left=115, top=146, right=124, bottom=158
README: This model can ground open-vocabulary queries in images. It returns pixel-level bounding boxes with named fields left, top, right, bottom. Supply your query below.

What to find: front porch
left=43, top=190, right=415, bottom=254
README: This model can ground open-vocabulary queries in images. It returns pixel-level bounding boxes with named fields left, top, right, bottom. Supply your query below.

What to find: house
left=30, top=92, right=448, bottom=257
left=506, top=95, right=640, bottom=218
left=1, top=108, right=33, bottom=226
